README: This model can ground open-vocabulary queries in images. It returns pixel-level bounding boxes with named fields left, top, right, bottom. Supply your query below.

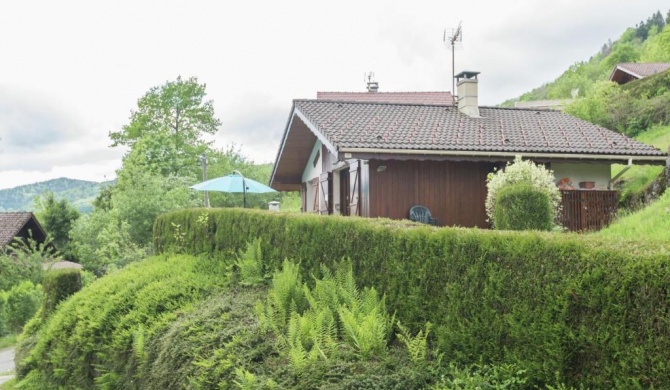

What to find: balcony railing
left=559, top=190, right=618, bottom=232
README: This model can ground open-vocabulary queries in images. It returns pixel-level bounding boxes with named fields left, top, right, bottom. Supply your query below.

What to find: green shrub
left=16, top=254, right=228, bottom=389
left=154, top=208, right=670, bottom=388
left=493, top=185, right=553, bottom=231
left=0, top=292, right=7, bottom=337
left=485, top=155, right=561, bottom=226
left=5, top=281, right=43, bottom=334
left=42, top=269, right=82, bottom=318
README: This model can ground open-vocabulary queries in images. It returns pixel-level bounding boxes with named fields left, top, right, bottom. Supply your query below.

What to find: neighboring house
left=270, top=71, right=667, bottom=231
left=609, top=63, right=670, bottom=85
left=514, top=99, right=572, bottom=110
left=0, top=212, right=49, bottom=249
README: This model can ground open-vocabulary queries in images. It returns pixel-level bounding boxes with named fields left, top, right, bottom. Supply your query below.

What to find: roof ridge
left=317, top=91, right=453, bottom=94
left=295, top=99, right=456, bottom=108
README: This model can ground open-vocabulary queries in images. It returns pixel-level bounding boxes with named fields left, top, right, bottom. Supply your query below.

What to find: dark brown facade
left=367, top=159, right=495, bottom=228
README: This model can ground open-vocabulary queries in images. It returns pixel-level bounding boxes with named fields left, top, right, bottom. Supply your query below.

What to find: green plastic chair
left=409, top=205, right=438, bottom=226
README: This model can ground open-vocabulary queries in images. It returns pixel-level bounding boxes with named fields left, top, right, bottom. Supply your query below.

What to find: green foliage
left=42, top=269, right=82, bottom=318
left=69, top=208, right=147, bottom=275
left=109, top=75, right=221, bottom=178
left=35, top=191, right=81, bottom=260
left=235, top=237, right=269, bottom=286
left=486, top=156, right=561, bottom=227
left=15, top=254, right=228, bottom=389
left=3, top=281, right=43, bottom=334
left=396, top=321, right=431, bottom=366
left=0, top=293, right=6, bottom=337
left=155, top=208, right=670, bottom=388
left=431, top=363, right=528, bottom=390
left=258, top=260, right=393, bottom=373
left=113, top=169, right=199, bottom=245
left=598, top=189, right=670, bottom=241
left=494, top=185, right=553, bottom=231
left=0, top=235, right=52, bottom=292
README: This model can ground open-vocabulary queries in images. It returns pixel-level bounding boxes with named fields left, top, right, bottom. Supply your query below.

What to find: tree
left=109, top=76, right=221, bottom=177
left=34, top=192, right=80, bottom=260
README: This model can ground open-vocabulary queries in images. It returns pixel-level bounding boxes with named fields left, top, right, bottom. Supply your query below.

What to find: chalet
left=270, top=72, right=667, bottom=231
left=0, top=212, right=49, bottom=249
left=609, top=63, right=670, bottom=85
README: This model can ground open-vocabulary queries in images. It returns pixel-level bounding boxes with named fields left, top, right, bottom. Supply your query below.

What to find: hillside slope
left=0, top=178, right=111, bottom=213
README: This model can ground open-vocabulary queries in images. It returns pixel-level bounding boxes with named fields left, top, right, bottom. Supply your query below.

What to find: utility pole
left=200, top=153, right=210, bottom=207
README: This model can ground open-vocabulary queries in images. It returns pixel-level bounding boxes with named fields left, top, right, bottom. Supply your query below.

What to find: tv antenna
left=363, top=71, right=378, bottom=92
left=444, top=21, right=463, bottom=97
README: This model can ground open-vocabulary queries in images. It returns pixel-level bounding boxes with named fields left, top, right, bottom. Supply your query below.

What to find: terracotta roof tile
left=316, top=91, right=454, bottom=105
left=294, top=100, right=665, bottom=157
left=0, top=212, right=33, bottom=246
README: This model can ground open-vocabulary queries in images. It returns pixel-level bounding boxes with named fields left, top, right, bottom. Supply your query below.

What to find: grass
left=0, top=336, right=16, bottom=351
left=597, top=189, right=670, bottom=242
left=612, top=124, right=669, bottom=203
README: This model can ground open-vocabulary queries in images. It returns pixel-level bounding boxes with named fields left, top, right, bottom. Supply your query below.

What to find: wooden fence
left=559, top=190, right=618, bottom=232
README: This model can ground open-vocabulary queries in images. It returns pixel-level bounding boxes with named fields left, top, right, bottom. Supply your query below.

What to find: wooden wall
left=367, top=159, right=494, bottom=228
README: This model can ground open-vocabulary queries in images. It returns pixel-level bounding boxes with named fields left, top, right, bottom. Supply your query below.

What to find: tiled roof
left=316, top=91, right=454, bottom=105
left=615, top=63, right=670, bottom=78
left=0, top=212, right=33, bottom=246
left=294, top=100, right=666, bottom=157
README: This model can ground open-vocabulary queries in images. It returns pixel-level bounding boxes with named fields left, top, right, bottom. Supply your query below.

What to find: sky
left=0, top=0, right=666, bottom=189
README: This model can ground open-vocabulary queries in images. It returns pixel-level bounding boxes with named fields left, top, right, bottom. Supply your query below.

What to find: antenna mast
left=444, top=21, right=463, bottom=98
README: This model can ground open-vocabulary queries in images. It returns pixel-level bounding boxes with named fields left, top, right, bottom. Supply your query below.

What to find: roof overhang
left=609, top=66, right=641, bottom=85
left=339, top=147, right=668, bottom=165
left=270, top=105, right=338, bottom=191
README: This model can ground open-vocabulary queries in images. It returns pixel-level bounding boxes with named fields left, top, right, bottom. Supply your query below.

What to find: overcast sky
left=0, top=0, right=666, bottom=189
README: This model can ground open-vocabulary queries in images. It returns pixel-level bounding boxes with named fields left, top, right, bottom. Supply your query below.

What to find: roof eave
left=339, top=147, right=668, bottom=165
left=269, top=102, right=298, bottom=188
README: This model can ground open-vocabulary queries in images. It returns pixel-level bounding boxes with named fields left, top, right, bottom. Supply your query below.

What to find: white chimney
left=455, top=71, right=480, bottom=118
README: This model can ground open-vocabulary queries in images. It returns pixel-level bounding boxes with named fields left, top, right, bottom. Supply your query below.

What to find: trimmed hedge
left=494, top=185, right=553, bottom=231
left=155, top=208, right=670, bottom=389
left=16, top=254, right=228, bottom=389
left=42, top=269, right=82, bottom=318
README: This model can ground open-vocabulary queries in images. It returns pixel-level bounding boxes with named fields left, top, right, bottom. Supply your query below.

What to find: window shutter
left=348, top=160, right=361, bottom=216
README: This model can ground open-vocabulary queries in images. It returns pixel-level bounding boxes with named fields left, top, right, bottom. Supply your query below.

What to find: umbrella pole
left=243, top=177, right=247, bottom=208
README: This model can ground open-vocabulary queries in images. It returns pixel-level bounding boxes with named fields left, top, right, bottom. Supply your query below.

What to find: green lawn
left=0, top=336, right=16, bottom=351
left=597, top=189, right=670, bottom=242
left=612, top=124, right=669, bottom=204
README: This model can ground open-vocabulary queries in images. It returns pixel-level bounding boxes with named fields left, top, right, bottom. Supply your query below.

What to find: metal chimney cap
left=454, top=71, right=480, bottom=80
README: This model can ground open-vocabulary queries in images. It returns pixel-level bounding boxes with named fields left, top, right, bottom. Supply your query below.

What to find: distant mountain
left=0, top=178, right=113, bottom=213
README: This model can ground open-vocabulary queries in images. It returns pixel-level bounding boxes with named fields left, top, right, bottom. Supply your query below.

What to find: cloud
left=0, top=87, right=79, bottom=149
left=216, top=95, right=288, bottom=164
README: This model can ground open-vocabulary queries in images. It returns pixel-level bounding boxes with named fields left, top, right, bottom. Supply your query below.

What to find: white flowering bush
left=486, top=156, right=561, bottom=225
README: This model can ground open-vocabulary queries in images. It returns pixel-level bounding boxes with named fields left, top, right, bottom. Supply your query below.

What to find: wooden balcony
left=559, top=190, right=618, bottom=232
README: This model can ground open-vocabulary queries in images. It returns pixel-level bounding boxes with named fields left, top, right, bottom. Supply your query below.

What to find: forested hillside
left=0, top=178, right=110, bottom=213
left=503, top=9, right=670, bottom=106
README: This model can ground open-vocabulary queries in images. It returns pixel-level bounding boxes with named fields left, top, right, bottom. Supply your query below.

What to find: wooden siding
left=368, top=160, right=494, bottom=228
left=559, top=190, right=618, bottom=232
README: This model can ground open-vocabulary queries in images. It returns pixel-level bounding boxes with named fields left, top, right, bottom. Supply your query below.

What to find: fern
left=235, top=238, right=266, bottom=286
left=232, top=367, right=257, bottom=390
left=396, top=321, right=431, bottom=366
left=132, top=324, right=146, bottom=362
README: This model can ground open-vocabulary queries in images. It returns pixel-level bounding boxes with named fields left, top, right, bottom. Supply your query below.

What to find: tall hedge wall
left=154, top=208, right=670, bottom=389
